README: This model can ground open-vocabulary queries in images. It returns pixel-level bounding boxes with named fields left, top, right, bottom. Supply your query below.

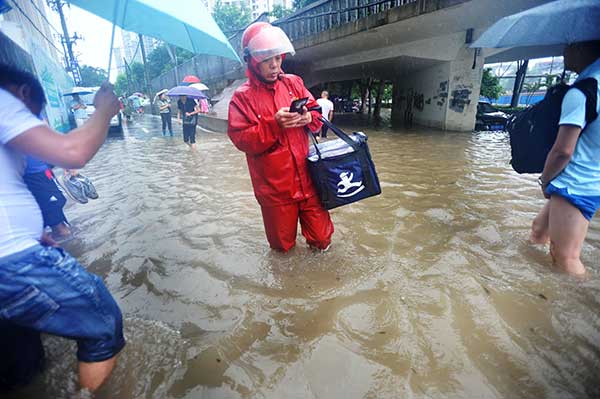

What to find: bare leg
left=530, top=201, right=550, bottom=244
left=79, top=356, right=117, bottom=392
left=51, top=222, right=71, bottom=238
left=548, top=195, right=589, bottom=277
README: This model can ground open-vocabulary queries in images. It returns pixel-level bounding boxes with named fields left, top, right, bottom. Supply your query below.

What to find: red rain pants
left=260, top=195, right=334, bottom=252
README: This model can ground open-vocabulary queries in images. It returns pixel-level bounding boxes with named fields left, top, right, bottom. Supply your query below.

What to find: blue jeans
left=160, top=112, right=172, bottom=136
left=0, top=245, right=125, bottom=362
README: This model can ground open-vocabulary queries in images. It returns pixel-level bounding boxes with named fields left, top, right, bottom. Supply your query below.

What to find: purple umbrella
left=167, top=86, right=207, bottom=99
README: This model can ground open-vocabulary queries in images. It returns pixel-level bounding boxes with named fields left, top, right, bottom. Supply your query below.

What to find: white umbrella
left=190, top=82, right=209, bottom=91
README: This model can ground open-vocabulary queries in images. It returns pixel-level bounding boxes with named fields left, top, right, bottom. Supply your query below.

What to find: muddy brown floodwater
left=7, top=115, right=600, bottom=399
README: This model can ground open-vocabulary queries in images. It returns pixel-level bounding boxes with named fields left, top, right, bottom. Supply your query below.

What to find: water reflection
left=7, top=116, right=599, bottom=399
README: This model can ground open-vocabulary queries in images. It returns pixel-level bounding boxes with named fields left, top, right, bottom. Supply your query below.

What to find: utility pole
left=138, top=34, right=151, bottom=96
left=124, top=58, right=132, bottom=94
left=166, top=44, right=179, bottom=83
left=510, top=59, right=529, bottom=108
left=47, top=0, right=82, bottom=84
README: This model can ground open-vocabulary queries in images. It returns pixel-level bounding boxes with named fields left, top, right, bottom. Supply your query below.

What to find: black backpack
left=507, top=78, right=598, bottom=174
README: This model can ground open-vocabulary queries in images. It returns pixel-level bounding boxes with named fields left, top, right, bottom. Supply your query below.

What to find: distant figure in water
left=156, top=90, right=173, bottom=137
left=178, top=95, right=201, bottom=150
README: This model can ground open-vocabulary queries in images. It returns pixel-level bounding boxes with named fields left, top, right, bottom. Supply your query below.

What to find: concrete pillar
left=373, top=80, right=384, bottom=120
left=391, top=62, right=449, bottom=129
left=445, top=46, right=484, bottom=131
left=391, top=44, right=483, bottom=131
left=391, top=80, right=404, bottom=127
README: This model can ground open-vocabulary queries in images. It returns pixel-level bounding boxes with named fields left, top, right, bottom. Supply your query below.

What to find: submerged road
left=7, top=114, right=600, bottom=399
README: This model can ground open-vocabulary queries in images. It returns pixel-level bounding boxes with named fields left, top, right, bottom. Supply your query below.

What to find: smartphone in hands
left=289, top=97, right=309, bottom=113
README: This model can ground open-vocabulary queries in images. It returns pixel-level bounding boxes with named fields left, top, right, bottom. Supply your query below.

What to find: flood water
left=7, top=114, right=600, bottom=399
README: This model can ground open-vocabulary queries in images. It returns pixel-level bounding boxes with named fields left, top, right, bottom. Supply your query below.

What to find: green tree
left=128, top=62, right=146, bottom=91
left=114, top=73, right=129, bottom=96
left=382, top=83, right=392, bottom=105
left=522, top=73, right=561, bottom=104
left=293, top=0, right=320, bottom=9
left=79, top=65, right=107, bottom=87
left=271, top=4, right=293, bottom=19
left=146, top=44, right=195, bottom=80
left=480, top=68, right=504, bottom=100
left=212, top=0, right=252, bottom=33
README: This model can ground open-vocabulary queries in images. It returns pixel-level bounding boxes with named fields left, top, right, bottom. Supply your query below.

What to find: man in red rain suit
left=228, top=22, right=334, bottom=252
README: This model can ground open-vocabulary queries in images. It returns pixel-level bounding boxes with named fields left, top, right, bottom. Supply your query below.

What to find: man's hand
left=298, top=106, right=312, bottom=126
left=275, top=106, right=312, bottom=129
left=93, top=82, right=119, bottom=119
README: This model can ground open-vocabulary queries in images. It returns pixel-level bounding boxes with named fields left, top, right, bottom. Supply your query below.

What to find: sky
left=45, top=2, right=122, bottom=81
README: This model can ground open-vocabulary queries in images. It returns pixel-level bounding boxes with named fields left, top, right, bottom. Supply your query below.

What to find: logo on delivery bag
left=336, top=171, right=365, bottom=198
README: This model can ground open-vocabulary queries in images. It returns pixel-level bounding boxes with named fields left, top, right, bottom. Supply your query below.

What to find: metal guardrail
left=273, top=0, right=418, bottom=40
left=151, top=0, right=418, bottom=97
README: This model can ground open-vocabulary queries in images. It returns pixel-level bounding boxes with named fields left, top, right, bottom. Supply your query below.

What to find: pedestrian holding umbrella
left=188, top=83, right=211, bottom=113
left=155, top=89, right=173, bottom=137
left=167, top=86, right=207, bottom=99
left=181, top=75, right=202, bottom=85
left=189, top=82, right=209, bottom=91
left=168, top=86, right=205, bottom=150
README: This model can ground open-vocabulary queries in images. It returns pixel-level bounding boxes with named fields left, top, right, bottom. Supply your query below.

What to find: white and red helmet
left=242, top=22, right=295, bottom=63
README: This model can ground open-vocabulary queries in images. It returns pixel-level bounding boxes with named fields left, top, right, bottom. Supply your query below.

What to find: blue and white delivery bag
left=306, top=118, right=381, bottom=210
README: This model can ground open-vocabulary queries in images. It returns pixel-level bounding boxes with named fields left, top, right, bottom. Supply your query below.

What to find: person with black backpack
left=530, top=41, right=600, bottom=277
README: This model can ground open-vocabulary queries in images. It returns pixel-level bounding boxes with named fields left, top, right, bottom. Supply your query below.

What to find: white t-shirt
left=0, top=88, right=45, bottom=258
left=317, top=98, right=334, bottom=121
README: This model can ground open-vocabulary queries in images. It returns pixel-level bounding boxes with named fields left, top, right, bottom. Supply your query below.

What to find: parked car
left=475, top=101, right=509, bottom=131
left=78, top=91, right=123, bottom=134
left=332, top=96, right=360, bottom=113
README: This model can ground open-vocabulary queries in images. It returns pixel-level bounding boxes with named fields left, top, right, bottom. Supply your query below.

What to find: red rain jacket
left=228, top=72, right=323, bottom=206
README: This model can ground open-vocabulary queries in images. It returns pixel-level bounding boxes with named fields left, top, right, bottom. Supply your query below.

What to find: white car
left=79, top=91, right=123, bottom=134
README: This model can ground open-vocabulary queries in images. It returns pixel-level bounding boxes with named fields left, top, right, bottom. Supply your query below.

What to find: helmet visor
left=246, top=26, right=295, bottom=63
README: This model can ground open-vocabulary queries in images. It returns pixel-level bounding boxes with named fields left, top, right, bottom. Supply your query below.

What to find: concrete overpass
left=274, top=0, right=557, bottom=131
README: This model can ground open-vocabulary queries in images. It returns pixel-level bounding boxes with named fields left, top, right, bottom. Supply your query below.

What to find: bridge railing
left=273, top=0, right=418, bottom=40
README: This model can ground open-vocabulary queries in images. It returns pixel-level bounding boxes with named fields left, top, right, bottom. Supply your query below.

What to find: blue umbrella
left=68, top=0, right=241, bottom=79
left=167, top=86, right=207, bottom=99
left=472, top=0, right=600, bottom=49
left=0, top=0, right=12, bottom=15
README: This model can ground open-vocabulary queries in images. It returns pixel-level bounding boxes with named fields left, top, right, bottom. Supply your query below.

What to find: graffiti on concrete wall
left=413, top=93, right=424, bottom=111
left=404, top=88, right=414, bottom=127
left=432, top=80, right=448, bottom=108
left=449, top=84, right=472, bottom=113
